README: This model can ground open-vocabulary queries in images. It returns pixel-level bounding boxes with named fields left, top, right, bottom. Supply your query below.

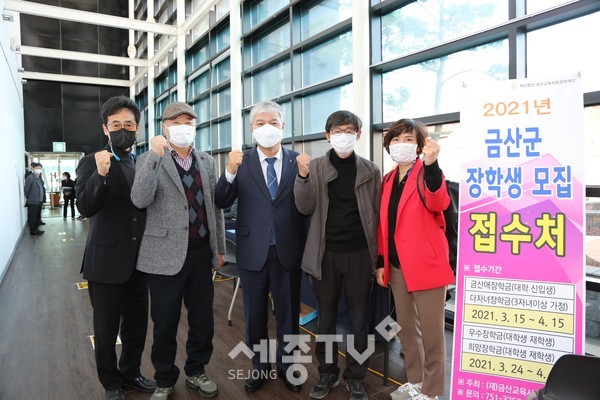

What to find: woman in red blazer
left=376, top=119, right=455, bottom=400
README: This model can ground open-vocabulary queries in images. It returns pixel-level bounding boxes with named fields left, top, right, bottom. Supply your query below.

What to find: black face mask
left=109, top=128, right=137, bottom=150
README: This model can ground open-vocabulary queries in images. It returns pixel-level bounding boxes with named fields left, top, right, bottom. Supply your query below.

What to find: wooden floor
left=0, top=208, right=454, bottom=400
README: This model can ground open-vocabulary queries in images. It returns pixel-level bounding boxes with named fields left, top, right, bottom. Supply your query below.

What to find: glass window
left=527, top=12, right=600, bottom=94
left=215, top=87, right=231, bottom=117
left=187, top=45, right=208, bottom=75
left=168, top=66, right=177, bottom=87
left=215, top=57, right=231, bottom=85
left=188, top=71, right=210, bottom=99
left=192, top=98, right=210, bottom=122
left=527, top=0, right=570, bottom=14
left=302, top=84, right=353, bottom=135
left=251, top=59, right=291, bottom=103
left=301, top=139, right=331, bottom=158
left=584, top=105, right=600, bottom=186
left=218, top=119, right=232, bottom=149
left=382, top=40, right=508, bottom=121
left=381, top=0, right=507, bottom=61
left=281, top=101, right=292, bottom=139
left=300, top=0, right=352, bottom=40
left=248, top=23, right=290, bottom=67
left=215, top=24, right=230, bottom=54
left=196, top=126, right=211, bottom=151
left=302, top=32, right=352, bottom=87
left=248, top=0, right=289, bottom=30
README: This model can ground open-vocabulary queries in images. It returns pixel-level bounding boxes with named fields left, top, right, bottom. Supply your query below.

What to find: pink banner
left=450, top=74, right=585, bottom=400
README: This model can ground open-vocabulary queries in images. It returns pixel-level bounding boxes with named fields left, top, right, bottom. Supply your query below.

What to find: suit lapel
left=396, top=159, right=421, bottom=224
left=276, top=147, right=296, bottom=201
left=381, top=168, right=397, bottom=237
left=247, top=147, right=272, bottom=202
left=162, top=153, right=186, bottom=197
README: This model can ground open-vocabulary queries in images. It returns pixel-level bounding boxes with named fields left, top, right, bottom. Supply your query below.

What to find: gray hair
left=249, top=100, right=284, bottom=125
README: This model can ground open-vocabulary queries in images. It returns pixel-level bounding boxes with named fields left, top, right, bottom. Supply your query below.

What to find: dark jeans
left=146, top=243, right=214, bottom=387
left=26, top=202, right=43, bottom=232
left=311, top=248, right=373, bottom=380
left=63, top=196, right=75, bottom=218
left=88, top=270, right=149, bottom=390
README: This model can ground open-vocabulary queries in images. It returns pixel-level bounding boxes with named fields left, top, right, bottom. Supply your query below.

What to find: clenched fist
left=227, top=150, right=244, bottom=174
left=95, top=150, right=113, bottom=177
left=150, top=135, right=169, bottom=157
left=422, top=137, right=441, bottom=166
left=296, top=153, right=311, bottom=178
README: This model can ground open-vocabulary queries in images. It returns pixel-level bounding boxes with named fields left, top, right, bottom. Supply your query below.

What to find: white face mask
left=33, top=169, right=42, bottom=175
left=329, top=133, right=357, bottom=156
left=252, top=124, right=283, bottom=148
left=389, top=143, right=417, bottom=165
left=167, top=125, right=195, bottom=147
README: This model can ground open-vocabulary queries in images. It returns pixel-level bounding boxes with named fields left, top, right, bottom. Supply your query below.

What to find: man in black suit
left=76, top=95, right=156, bottom=400
left=215, top=100, right=307, bottom=393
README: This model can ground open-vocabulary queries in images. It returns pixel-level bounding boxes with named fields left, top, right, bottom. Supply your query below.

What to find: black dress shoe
left=105, top=388, right=125, bottom=400
left=278, top=369, right=302, bottom=392
left=244, top=376, right=265, bottom=393
left=39, top=221, right=46, bottom=225
left=123, top=375, right=157, bottom=393
left=30, top=229, right=44, bottom=235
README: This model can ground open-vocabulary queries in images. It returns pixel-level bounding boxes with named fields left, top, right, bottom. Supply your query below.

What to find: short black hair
left=31, top=162, right=42, bottom=168
left=325, top=110, right=362, bottom=132
left=63, top=171, right=71, bottom=179
left=100, top=95, right=141, bottom=125
left=383, top=118, right=428, bottom=155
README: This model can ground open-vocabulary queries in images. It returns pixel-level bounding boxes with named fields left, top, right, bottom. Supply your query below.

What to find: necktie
left=266, top=157, right=278, bottom=200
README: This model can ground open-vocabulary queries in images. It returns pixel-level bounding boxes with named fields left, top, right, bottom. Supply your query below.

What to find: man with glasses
left=76, top=95, right=155, bottom=400
left=294, top=110, right=381, bottom=400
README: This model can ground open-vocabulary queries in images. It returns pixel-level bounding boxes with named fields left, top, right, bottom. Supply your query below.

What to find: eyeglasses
left=330, top=129, right=357, bottom=135
left=106, top=122, right=137, bottom=130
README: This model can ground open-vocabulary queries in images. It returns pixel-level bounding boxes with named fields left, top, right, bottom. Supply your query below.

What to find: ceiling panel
left=98, top=25, right=128, bottom=57
left=61, top=20, right=99, bottom=53
left=22, top=55, right=61, bottom=74
left=20, top=14, right=60, bottom=49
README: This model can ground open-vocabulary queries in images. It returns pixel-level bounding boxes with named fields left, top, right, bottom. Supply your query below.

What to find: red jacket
left=378, top=158, right=455, bottom=291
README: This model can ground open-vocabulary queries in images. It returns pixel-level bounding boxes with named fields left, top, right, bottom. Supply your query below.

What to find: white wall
left=0, top=3, right=26, bottom=285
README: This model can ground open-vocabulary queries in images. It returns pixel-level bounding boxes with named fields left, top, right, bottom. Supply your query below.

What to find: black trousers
left=88, top=270, right=149, bottom=390
left=26, top=202, right=42, bottom=232
left=146, top=243, right=214, bottom=388
left=311, top=248, right=373, bottom=380
left=63, top=196, right=75, bottom=218
left=238, top=245, right=301, bottom=373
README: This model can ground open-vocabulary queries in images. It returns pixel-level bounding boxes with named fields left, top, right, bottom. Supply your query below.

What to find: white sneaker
left=150, top=386, right=174, bottom=400
left=186, top=373, right=218, bottom=398
left=390, top=382, right=422, bottom=400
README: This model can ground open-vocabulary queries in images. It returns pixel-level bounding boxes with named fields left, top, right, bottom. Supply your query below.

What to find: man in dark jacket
left=23, top=162, right=46, bottom=235
left=76, top=95, right=155, bottom=400
left=215, top=100, right=306, bottom=393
